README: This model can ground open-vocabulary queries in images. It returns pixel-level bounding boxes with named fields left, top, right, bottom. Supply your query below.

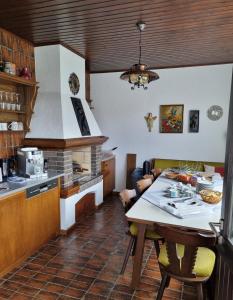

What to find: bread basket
left=165, top=172, right=179, bottom=180
left=199, top=189, right=222, bottom=204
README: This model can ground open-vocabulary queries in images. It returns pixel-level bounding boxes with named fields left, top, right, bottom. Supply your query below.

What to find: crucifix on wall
left=144, top=113, right=157, bottom=132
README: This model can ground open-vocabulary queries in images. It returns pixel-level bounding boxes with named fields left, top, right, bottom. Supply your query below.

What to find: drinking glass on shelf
left=16, top=93, right=21, bottom=111
left=0, top=91, right=4, bottom=110
left=5, top=92, right=11, bottom=111
left=10, top=92, right=16, bottom=111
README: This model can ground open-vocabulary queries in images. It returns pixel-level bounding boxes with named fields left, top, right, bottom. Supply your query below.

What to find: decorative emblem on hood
left=69, top=73, right=80, bottom=95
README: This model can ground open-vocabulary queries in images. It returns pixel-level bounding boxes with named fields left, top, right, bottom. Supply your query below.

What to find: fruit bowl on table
left=199, top=189, right=222, bottom=204
left=176, top=173, right=192, bottom=184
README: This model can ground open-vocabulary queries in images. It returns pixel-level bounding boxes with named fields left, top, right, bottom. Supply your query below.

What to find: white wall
left=27, top=45, right=102, bottom=139
left=27, top=45, right=64, bottom=139
left=91, top=64, right=232, bottom=191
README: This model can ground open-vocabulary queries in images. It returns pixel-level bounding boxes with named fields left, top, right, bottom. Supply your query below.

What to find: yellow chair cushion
left=129, top=222, right=161, bottom=240
left=159, top=243, right=216, bottom=277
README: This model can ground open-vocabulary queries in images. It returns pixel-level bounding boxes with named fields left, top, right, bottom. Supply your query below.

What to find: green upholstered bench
left=153, top=158, right=224, bottom=172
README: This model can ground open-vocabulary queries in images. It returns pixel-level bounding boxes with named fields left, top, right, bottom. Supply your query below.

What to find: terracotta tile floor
left=0, top=195, right=198, bottom=300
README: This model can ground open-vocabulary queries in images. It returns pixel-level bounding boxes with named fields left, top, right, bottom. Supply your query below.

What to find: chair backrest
left=143, top=174, right=154, bottom=180
left=119, top=189, right=137, bottom=211
left=154, top=223, right=216, bottom=278
left=136, top=178, right=153, bottom=194
left=151, top=168, right=162, bottom=179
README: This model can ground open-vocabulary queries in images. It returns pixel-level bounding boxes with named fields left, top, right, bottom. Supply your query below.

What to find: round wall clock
left=207, top=105, right=223, bottom=121
left=68, top=73, right=80, bottom=95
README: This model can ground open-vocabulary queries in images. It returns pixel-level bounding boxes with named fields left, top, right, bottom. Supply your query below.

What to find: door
left=102, top=157, right=115, bottom=197
left=214, top=68, right=233, bottom=300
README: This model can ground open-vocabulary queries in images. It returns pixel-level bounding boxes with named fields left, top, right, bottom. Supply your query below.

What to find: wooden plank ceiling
left=0, top=0, right=233, bottom=73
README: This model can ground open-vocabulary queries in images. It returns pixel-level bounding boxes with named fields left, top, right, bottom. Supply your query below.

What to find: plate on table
left=164, top=193, right=193, bottom=202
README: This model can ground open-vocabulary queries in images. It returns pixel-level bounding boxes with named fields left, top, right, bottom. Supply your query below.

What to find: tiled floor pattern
left=0, top=195, right=198, bottom=300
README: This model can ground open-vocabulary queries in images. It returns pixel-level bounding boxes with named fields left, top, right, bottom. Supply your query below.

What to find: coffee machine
left=17, top=147, right=45, bottom=178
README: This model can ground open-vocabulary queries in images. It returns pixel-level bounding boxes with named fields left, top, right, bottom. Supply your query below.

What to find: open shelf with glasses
left=0, top=27, right=38, bottom=158
left=0, top=77, right=38, bottom=158
left=0, top=83, right=38, bottom=131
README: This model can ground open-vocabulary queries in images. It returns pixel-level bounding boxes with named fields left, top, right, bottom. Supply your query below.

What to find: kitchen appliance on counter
left=17, top=147, right=45, bottom=178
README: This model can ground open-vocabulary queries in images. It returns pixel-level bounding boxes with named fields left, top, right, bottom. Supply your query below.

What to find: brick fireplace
left=43, top=144, right=102, bottom=191
left=24, top=136, right=108, bottom=193
left=24, top=136, right=108, bottom=231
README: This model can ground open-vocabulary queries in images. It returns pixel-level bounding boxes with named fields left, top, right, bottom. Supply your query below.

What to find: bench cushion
left=153, top=158, right=224, bottom=172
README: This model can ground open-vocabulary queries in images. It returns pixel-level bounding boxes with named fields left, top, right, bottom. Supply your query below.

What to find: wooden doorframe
left=222, top=67, right=233, bottom=238
left=214, top=67, right=233, bottom=300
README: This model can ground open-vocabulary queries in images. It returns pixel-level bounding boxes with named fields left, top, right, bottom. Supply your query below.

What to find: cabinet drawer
left=26, top=178, right=58, bottom=198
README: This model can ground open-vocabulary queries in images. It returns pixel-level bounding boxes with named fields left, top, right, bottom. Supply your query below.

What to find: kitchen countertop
left=0, top=172, right=63, bottom=198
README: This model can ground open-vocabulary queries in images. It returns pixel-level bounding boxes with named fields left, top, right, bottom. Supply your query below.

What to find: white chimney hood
left=26, top=44, right=102, bottom=139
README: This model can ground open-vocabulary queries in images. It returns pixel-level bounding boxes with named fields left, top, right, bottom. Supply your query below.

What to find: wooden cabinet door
left=75, top=193, right=95, bottom=221
left=41, top=187, right=60, bottom=238
left=102, top=157, right=115, bottom=197
left=24, top=192, right=45, bottom=253
left=25, top=187, right=60, bottom=253
left=0, top=191, right=27, bottom=273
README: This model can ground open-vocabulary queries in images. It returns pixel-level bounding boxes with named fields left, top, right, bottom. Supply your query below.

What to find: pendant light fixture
left=120, top=21, right=159, bottom=90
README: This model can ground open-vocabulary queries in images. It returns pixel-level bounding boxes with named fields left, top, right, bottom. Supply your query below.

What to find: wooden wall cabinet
left=101, top=156, right=115, bottom=197
left=0, top=185, right=60, bottom=276
left=0, top=27, right=38, bottom=158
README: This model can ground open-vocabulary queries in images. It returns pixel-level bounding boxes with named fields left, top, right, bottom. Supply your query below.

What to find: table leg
left=131, top=223, right=146, bottom=289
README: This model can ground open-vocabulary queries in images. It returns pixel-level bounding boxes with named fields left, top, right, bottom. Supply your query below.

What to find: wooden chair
left=154, top=223, right=216, bottom=300
left=142, top=174, right=154, bottom=180
left=151, top=167, right=162, bottom=179
left=136, top=178, right=153, bottom=194
left=119, top=189, right=137, bottom=209
left=119, top=189, right=163, bottom=274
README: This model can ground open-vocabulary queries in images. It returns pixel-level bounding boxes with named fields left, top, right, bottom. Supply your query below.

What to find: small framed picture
left=160, top=104, right=184, bottom=133
left=189, top=110, right=199, bottom=133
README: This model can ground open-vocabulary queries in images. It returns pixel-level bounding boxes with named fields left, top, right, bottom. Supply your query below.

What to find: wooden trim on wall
left=23, top=136, right=108, bottom=149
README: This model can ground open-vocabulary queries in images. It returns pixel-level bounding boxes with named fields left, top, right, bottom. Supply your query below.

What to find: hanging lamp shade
left=120, top=22, right=159, bottom=90
left=120, top=64, right=159, bottom=89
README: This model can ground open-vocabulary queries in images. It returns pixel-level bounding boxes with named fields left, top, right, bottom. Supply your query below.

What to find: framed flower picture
left=160, top=104, right=184, bottom=133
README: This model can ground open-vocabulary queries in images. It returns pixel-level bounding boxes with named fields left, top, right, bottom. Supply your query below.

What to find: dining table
left=125, top=172, right=222, bottom=288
